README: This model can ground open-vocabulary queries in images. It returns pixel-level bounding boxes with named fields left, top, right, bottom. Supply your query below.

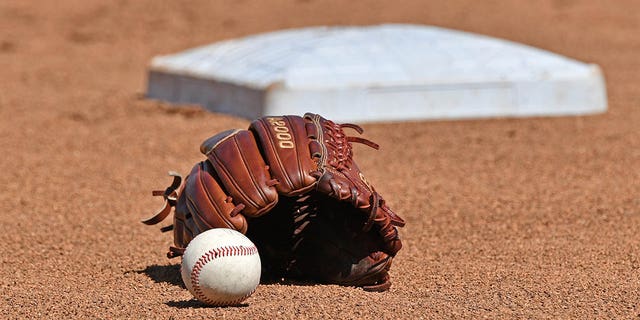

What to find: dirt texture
left=1, top=0, right=639, bottom=319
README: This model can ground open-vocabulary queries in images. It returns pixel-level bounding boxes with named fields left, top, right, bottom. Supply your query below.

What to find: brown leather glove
left=143, top=113, right=405, bottom=291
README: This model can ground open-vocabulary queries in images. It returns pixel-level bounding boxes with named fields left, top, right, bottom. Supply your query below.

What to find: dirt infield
left=1, top=0, right=639, bottom=318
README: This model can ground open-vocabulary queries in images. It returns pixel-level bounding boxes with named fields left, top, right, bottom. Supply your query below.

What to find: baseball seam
left=190, top=245, right=259, bottom=306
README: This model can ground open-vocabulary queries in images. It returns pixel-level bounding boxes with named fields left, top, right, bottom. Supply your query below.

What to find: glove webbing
left=286, top=194, right=319, bottom=273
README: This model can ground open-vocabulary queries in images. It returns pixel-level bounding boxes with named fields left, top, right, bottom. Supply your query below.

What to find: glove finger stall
left=249, top=116, right=317, bottom=196
left=201, top=129, right=278, bottom=217
left=183, top=161, right=248, bottom=234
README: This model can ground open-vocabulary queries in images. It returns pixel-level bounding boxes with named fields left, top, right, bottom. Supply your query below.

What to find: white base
left=147, top=24, right=607, bottom=123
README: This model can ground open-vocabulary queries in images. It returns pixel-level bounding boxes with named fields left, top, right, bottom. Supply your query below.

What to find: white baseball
left=181, top=228, right=261, bottom=306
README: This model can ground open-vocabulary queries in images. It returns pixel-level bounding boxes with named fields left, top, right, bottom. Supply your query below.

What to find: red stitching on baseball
left=190, top=244, right=259, bottom=306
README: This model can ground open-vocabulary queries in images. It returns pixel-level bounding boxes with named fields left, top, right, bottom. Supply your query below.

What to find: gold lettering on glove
left=267, top=117, right=294, bottom=149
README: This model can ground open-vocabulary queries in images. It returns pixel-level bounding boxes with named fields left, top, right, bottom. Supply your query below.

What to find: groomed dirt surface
left=1, top=0, right=639, bottom=318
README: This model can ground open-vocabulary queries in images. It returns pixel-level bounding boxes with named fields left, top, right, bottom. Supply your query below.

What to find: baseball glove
left=143, top=113, right=405, bottom=291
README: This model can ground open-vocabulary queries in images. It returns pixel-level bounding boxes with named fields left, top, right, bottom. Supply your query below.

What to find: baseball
left=181, top=228, right=261, bottom=306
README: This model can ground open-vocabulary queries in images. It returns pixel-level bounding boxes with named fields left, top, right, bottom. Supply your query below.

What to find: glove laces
left=324, top=120, right=379, bottom=171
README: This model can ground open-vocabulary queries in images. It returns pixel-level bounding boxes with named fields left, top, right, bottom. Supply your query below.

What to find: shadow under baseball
left=137, top=263, right=183, bottom=287
left=165, top=300, right=250, bottom=309
left=138, top=263, right=323, bottom=288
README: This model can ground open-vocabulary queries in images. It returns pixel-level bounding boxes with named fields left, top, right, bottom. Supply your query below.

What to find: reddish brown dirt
left=1, top=0, right=639, bottom=319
